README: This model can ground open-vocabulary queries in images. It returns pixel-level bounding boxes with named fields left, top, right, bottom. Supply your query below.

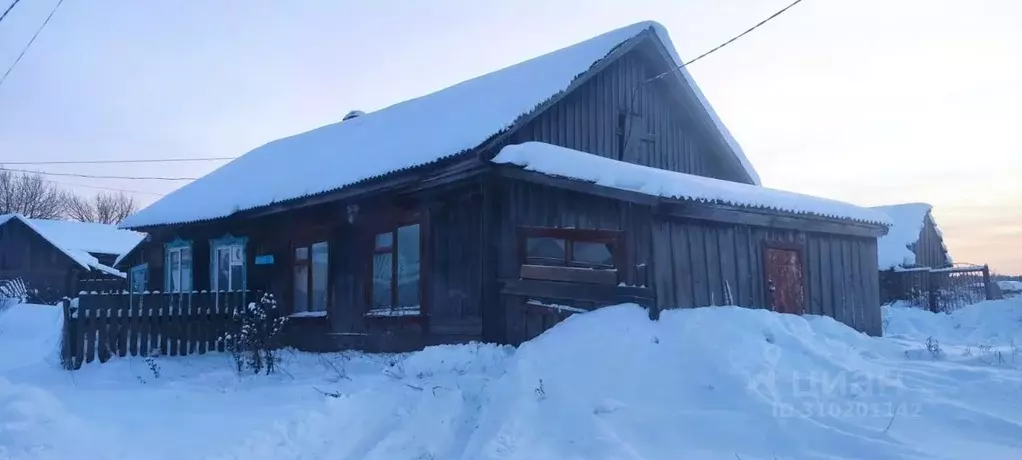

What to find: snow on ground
left=2, top=300, right=1022, bottom=459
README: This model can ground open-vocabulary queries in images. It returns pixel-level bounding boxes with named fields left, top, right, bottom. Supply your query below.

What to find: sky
left=0, top=0, right=1019, bottom=273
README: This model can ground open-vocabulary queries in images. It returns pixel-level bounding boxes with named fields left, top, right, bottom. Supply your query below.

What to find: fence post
left=60, top=298, right=75, bottom=370
left=928, top=270, right=939, bottom=313
left=983, top=265, right=994, bottom=301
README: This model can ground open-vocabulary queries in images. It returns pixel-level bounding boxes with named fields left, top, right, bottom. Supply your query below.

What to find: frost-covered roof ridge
left=120, top=20, right=758, bottom=229
left=869, top=202, right=948, bottom=270
left=0, top=214, right=131, bottom=276
left=493, top=142, right=889, bottom=225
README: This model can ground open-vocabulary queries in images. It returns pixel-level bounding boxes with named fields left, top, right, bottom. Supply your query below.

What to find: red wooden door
left=765, top=246, right=805, bottom=315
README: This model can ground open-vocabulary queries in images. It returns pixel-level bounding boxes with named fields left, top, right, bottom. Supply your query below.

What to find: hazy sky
left=1, top=0, right=1019, bottom=273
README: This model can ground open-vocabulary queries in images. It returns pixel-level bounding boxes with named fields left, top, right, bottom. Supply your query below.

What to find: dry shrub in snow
left=0, top=278, right=28, bottom=312
left=221, top=293, right=288, bottom=375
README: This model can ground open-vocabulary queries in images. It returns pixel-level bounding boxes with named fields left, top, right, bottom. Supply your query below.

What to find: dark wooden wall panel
left=507, top=47, right=743, bottom=183
left=914, top=214, right=950, bottom=269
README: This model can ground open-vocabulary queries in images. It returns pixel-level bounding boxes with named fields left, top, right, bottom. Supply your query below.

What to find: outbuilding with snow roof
left=870, top=203, right=952, bottom=271
left=0, top=214, right=145, bottom=302
left=117, top=21, right=890, bottom=351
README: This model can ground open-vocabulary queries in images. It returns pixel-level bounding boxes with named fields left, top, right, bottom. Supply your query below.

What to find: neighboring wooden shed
left=0, top=214, right=144, bottom=301
left=871, top=203, right=951, bottom=271
left=115, top=21, right=891, bottom=352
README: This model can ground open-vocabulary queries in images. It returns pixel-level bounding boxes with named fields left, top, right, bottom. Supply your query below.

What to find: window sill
left=289, top=311, right=328, bottom=318
left=520, top=264, right=618, bottom=285
left=364, top=306, right=422, bottom=318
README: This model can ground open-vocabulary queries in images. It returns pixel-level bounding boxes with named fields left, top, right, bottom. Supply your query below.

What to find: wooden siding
left=134, top=184, right=487, bottom=351
left=650, top=216, right=882, bottom=336
left=506, top=45, right=743, bottom=182
left=0, top=218, right=82, bottom=301
left=913, top=213, right=950, bottom=268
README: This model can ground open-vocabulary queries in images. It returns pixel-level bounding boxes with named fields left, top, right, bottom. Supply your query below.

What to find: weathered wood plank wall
left=650, top=216, right=882, bottom=335
left=913, top=213, right=949, bottom=269
left=506, top=45, right=742, bottom=182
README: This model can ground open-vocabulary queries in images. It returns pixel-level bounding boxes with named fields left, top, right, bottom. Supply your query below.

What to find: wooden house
left=117, top=21, right=891, bottom=351
left=0, top=214, right=145, bottom=302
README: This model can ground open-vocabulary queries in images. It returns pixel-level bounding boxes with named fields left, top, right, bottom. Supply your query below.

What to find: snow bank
left=0, top=303, right=64, bottom=373
left=495, top=142, right=890, bottom=225
left=3, top=300, right=1022, bottom=459
left=998, top=280, right=1022, bottom=294
left=885, top=299, right=1022, bottom=346
left=121, top=20, right=758, bottom=229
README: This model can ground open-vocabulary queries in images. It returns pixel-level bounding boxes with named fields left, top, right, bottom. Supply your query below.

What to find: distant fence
left=61, top=290, right=251, bottom=369
left=77, top=277, right=125, bottom=294
left=881, top=264, right=995, bottom=313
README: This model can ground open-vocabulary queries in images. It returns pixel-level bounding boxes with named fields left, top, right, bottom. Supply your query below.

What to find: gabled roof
left=0, top=214, right=144, bottom=277
left=494, top=142, right=890, bottom=226
left=120, top=20, right=759, bottom=229
left=870, top=203, right=949, bottom=269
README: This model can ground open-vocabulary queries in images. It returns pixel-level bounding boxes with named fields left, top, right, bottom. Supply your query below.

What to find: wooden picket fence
left=60, top=290, right=251, bottom=369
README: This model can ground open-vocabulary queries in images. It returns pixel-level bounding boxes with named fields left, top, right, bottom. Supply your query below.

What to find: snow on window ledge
left=365, top=306, right=421, bottom=318
left=289, top=311, right=328, bottom=318
left=525, top=299, right=588, bottom=314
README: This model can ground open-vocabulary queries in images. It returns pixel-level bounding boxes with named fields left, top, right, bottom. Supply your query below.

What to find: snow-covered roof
left=120, top=20, right=758, bottom=229
left=0, top=214, right=143, bottom=276
left=869, top=203, right=938, bottom=270
left=493, top=142, right=890, bottom=226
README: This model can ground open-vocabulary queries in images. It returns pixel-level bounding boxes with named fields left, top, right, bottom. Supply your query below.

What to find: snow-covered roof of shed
left=120, top=20, right=759, bottom=229
left=870, top=203, right=939, bottom=270
left=0, top=214, right=140, bottom=276
left=493, top=142, right=890, bottom=226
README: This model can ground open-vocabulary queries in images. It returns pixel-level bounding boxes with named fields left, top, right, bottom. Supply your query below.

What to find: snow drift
left=2, top=301, right=1022, bottom=459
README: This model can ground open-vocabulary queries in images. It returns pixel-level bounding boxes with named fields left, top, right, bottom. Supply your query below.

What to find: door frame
left=761, top=240, right=806, bottom=315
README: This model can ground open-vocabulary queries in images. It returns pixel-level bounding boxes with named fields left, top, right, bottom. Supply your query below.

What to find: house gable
left=503, top=34, right=746, bottom=182
left=120, top=21, right=760, bottom=230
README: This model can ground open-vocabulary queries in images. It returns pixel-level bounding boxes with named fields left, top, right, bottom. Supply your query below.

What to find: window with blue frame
left=164, top=239, right=193, bottom=293
left=130, top=264, right=148, bottom=294
left=211, top=235, right=247, bottom=292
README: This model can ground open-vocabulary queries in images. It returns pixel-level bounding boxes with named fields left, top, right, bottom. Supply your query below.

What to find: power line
left=3, top=156, right=237, bottom=165
left=0, top=0, right=23, bottom=24
left=0, top=0, right=65, bottom=90
left=623, top=0, right=807, bottom=154
left=652, top=0, right=805, bottom=84
left=0, top=167, right=198, bottom=181
left=42, top=178, right=166, bottom=196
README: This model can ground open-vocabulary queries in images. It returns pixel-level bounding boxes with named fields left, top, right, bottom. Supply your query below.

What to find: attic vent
left=343, top=110, right=365, bottom=121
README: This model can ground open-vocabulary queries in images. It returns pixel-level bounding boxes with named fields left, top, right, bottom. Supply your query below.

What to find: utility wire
left=0, top=166, right=198, bottom=181
left=3, top=157, right=237, bottom=165
left=42, top=178, right=166, bottom=196
left=0, top=0, right=23, bottom=24
left=623, top=0, right=806, bottom=155
left=648, top=0, right=804, bottom=85
left=0, top=0, right=65, bottom=90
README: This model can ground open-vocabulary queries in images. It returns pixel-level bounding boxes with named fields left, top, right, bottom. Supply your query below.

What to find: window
left=130, top=264, right=148, bottom=294
left=164, top=240, right=192, bottom=293
left=211, top=236, right=246, bottom=292
left=293, top=241, right=329, bottom=313
left=519, top=227, right=621, bottom=285
left=368, top=223, right=421, bottom=317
